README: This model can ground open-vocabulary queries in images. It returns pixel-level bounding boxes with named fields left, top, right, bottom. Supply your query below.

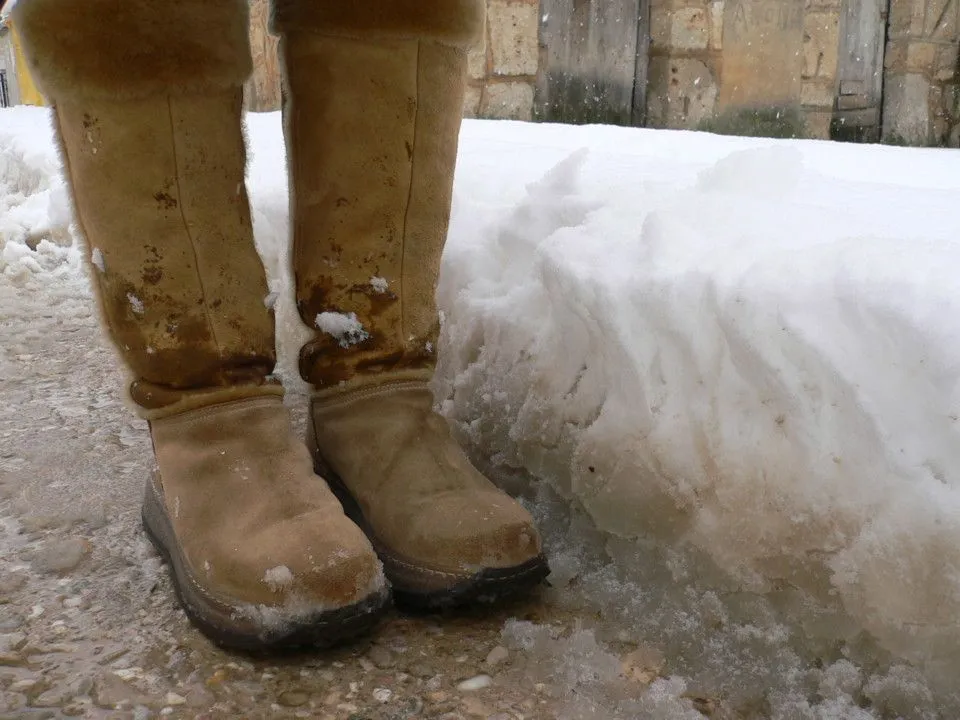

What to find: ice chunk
left=634, top=678, right=705, bottom=720
left=457, top=675, right=492, bottom=691
left=501, top=620, right=622, bottom=689
left=31, top=537, right=89, bottom=574
left=262, top=565, right=293, bottom=591
left=91, top=247, right=105, bottom=272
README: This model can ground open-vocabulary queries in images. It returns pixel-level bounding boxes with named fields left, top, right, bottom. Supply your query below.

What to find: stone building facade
left=640, top=0, right=846, bottom=139
left=464, top=0, right=542, bottom=119
left=463, top=0, right=960, bottom=146
left=883, top=0, right=960, bottom=145
left=239, top=0, right=960, bottom=146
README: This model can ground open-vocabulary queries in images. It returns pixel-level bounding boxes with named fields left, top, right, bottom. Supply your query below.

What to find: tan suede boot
left=273, top=0, right=548, bottom=609
left=15, top=0, right=387, bottom=648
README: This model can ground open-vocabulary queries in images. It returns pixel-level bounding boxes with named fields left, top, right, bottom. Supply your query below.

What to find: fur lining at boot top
left=12, top=0, right=252, bottom=100
left=271, top=0, right=484, bottom=47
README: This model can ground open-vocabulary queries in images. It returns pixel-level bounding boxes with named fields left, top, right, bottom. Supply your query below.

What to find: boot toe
left=408, top=491, right=542, bottom=573
left=310, top=385, right=549, bottom=608
left=177, top=512, right=388, bottom=648
left=211, top=506, right=386, bottom=613
left=361, top=488, right=544, bottom=583
left=273, top=510, right=387, bottom=609
left=372, top=491, right=548, bottom=609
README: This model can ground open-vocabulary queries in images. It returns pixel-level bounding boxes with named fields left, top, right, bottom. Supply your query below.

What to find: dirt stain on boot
left=153, top=191, right=178, bottom=210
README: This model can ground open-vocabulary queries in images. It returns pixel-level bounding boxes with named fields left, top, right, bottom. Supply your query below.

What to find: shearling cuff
left=12, top=0, right=252, bottom=100
left=130, top=381, right=286, bottom=421
left=270, top=0, right=484, bottom=47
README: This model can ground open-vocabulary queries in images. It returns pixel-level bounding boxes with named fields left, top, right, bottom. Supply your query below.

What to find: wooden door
left=833, top=0, right=886, bottom=141
left=535, top=0, right=651, bottom=126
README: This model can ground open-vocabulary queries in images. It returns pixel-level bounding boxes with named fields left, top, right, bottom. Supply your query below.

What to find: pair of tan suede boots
left=14, top=0, right=547, bottom=650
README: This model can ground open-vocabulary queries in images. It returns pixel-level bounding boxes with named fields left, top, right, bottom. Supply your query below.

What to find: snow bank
left=6, top=104, right=960, bottom=716
left=0, top=109, right=76, bottom=287
left=436, top=121, right=960, bottom=715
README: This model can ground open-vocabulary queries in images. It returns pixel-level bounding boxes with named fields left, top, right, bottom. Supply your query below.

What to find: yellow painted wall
left=6, top=19, right=45, bottom=106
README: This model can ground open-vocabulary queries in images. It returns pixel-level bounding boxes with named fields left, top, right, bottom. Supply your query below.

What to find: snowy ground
left=3, top=105, right=960, bottom=718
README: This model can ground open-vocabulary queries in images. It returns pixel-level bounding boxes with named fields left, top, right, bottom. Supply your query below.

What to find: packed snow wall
left=434, top=120, right=960, bottom=715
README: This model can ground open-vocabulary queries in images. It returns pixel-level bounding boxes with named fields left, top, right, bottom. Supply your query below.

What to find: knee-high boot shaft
left=271, top=1, right=548, bottom=604
left=10, top=2, right=391, bottom=649
left=15, top=0, right=546, bottom=618
left=13, top=0, right=278, bottom=411
left=272, top=2, right=481, bottom=390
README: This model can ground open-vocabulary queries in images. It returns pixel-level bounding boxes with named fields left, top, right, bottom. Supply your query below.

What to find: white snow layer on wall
left=5, top=105, right=960, bottom=716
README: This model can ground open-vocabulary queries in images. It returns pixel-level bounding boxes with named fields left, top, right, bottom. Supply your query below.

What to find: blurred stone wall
left=644, top=0, right=841, bottom=139
left=243, top=0, right=959, bottom=146
left=463, top=0, right=541, bottom=120
left=883, top=0, right=960, bottom=146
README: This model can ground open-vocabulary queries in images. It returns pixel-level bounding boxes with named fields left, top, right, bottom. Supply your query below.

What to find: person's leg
left=13, top=0, right=387, bottom=649
left=272, top=0, right=549, bottom=609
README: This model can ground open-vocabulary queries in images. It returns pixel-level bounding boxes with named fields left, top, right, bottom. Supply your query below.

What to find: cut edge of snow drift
left=435, top=132, right=960, bottom=717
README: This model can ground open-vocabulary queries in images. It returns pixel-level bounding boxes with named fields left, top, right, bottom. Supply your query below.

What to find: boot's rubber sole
left=315, top=460, right=550, bottom=612
left=142, top=477, right=389, bottom=652
left=389, top=555, right=551, bottom=613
